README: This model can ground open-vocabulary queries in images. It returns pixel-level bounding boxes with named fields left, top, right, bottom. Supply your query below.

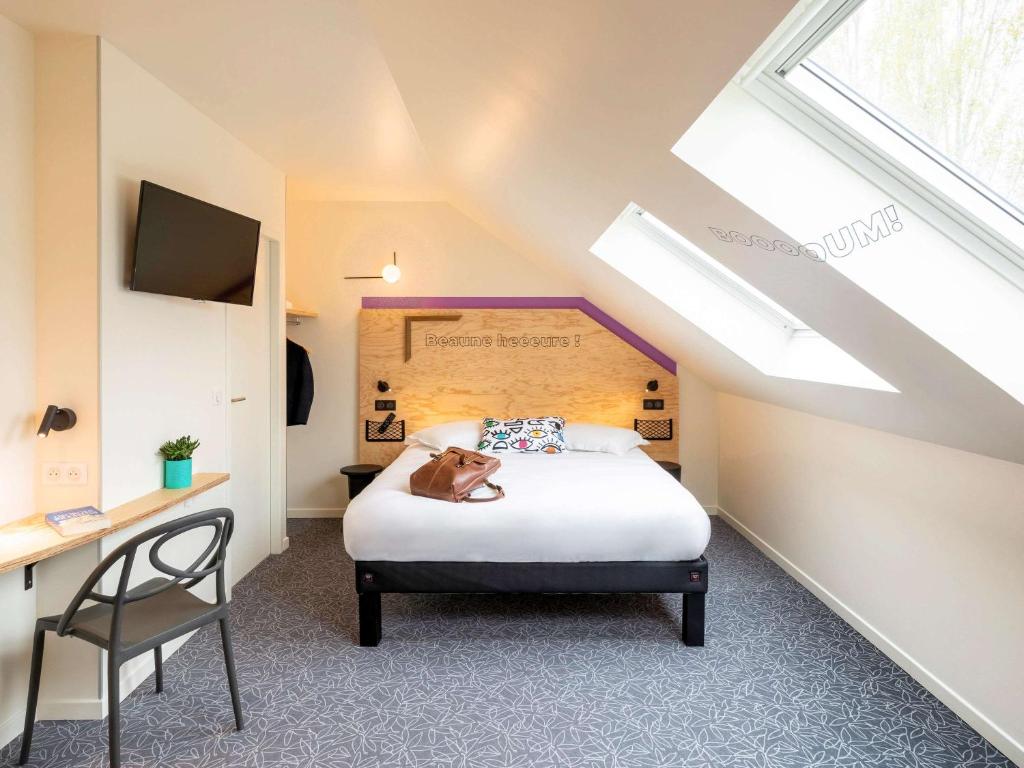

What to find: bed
left=343, top=445, right=711, bottom=646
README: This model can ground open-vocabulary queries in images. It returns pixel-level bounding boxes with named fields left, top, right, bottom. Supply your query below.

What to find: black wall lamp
left=645, top=380, right=659, bottom=393
left=377, top=380, right=391, bottom=393
left=37, top=405, right=76, bottom=437
left=345, top=252, right=401, bottom=284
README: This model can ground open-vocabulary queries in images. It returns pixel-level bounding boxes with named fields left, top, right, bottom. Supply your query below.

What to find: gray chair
left=19, top=507, right=243, bottom=768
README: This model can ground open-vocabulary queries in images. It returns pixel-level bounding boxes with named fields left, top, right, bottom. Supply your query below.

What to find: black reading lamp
left=377, top=380, right=391, bottom=393
left=645, top=380, right=659, bottom=393
left=37, top=405, right=77, bottom=437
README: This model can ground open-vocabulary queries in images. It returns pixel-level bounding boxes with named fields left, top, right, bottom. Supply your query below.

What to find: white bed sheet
left=343, top=446, right=711, bottom=562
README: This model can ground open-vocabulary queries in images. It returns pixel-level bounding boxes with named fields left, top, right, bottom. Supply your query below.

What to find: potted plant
left=159, top=435, right=200, bottom=489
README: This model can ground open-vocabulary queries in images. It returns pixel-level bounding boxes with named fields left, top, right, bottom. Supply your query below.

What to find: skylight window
left=768, top=0, right=1024, bottom=276
left=590, top=204, right=897, bottom=392
left=672, top=0, right=1024, bottom=404
left=635, top=208, right=813, bottom=333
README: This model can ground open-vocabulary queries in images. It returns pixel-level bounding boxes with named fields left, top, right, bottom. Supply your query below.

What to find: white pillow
left=406, top=420, right=482, bottom=450
left=563, top=423, right=649, bottom=455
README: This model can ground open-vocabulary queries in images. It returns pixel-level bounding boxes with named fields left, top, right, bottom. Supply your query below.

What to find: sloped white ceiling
left=3, top=0, right=1020, bottom=462
left=359, top=0, right=1024, bottom=464
left=0, top=0, right=440, bottom=201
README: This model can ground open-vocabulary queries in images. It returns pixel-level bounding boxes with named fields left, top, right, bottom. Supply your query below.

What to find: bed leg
left=682, top=592, right=705, bottom=646
left=359, top=592, right=382, bottom=647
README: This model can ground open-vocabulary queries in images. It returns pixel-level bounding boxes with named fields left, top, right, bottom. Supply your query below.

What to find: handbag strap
left=431, top=448, right=493, bottom=468
left=461, top=480, right=505, bottom=503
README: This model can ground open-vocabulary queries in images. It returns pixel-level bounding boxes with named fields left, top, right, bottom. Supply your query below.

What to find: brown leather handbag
left=410, top=447, right=505, bottom=503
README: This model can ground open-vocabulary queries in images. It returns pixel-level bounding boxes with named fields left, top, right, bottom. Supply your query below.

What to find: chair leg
left=682, top=592, right=705, bottom=647
left=359, top=592, right=382, bottom=647
left=219, top=619, right=244, bottom=730
left=18, top=624, right=46, bottom=766
left=107, top=653, right=121, bottom=768
left=154, top=646, right=163, bottom=693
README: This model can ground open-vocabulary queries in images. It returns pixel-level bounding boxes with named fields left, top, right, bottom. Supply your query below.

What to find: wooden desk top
left=0, top=472, right=230, bottom=575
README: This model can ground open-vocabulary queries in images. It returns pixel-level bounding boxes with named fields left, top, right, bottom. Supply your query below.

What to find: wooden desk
left=0, top=472, right=230, bottom=576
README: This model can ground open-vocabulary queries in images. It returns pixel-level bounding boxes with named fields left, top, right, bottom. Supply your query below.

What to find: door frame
left=266, top=236, right=288, bottom=554
left=225, top=234, right=287, bottom=573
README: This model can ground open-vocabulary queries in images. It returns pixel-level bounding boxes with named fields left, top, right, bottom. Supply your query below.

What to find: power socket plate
left=41, top=462, right=88, bottom=486
left=42, top=463, right=62, bottom=486
left=65, top=462, right=87, bottom=485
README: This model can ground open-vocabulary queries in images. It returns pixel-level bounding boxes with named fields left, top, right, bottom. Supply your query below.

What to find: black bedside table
left=656, top=460, right=682, bottom=483
left=340, top=464, right=383, bottom=499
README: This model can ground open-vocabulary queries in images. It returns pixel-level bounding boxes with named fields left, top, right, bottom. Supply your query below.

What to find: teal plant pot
left=164, top=458, right=193, bottom=489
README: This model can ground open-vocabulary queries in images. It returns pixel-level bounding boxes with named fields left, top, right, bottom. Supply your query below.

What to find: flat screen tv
left=130, top=180, right=262, bottom=306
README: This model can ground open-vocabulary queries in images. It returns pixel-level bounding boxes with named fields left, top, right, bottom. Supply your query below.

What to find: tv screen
left=130, top=181, right=261, bottom=306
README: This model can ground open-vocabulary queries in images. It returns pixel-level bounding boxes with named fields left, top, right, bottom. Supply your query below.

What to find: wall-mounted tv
left=130, top=180, right=262, bottom=306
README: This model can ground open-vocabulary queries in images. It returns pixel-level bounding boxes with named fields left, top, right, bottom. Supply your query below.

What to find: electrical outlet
left=42, top=462, right=88, bottom=486
left=643, top=398, right=665, bottom=410
left=64, top=462, right=87, bottom=485
left=375, top=399, right=396, bottom=411
left=42, top=463, right=63, bottom=486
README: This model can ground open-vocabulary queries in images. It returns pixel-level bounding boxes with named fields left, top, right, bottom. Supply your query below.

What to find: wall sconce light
left=345, top=251, right=402, bottom=284
left=645, top=380, right=659, bottom=393
left=377, top=380, right=391, bottom=393
left=37, top=405, right=77, bottom=437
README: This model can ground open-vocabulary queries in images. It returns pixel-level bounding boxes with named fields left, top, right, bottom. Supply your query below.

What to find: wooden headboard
left=358, top=301, right=678, bottom=465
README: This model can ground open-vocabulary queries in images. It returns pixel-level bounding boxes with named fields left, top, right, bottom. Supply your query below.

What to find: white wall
left=0, top=18, right=35, bottom=524
left=0, top=34, right=289, bottom=736
left=679, top=375, right=718, bottom=508
left=284, top=200, right=720, bottom=514
left=99, top=39, right=285, bottom=511
left=96, top=39, right=286, bottom=694
left=0, top=12, right=37, bottom=748
left=31, top=33, right=104, bottom=720
left=34, top=35, right=100, bottom=519
left=718, top=394, right=1024, bottom=765
left=285, top=200, right=573, bottom=514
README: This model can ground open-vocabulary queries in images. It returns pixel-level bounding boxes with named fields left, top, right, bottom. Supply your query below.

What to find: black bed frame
left=354, top=557, right=708, bottom=646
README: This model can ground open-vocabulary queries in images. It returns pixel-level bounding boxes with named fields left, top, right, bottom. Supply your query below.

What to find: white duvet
left=343, top=446, right=711, bottom=562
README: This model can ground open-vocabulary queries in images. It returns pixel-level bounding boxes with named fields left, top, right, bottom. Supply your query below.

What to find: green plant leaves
left=158, top=434, right=200, bottom=461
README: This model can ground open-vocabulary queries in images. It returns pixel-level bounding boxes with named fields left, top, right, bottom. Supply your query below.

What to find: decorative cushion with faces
left=478, top=417, right=567, bottom=454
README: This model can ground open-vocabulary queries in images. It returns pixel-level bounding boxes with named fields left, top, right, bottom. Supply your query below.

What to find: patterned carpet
left=3, top=517, right=1014, bottom=768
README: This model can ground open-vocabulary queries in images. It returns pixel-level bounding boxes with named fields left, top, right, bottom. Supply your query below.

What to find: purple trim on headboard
left=361, top=296, right=676, bottom=374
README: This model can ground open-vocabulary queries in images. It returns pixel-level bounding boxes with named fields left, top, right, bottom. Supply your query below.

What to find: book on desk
left=45, top=506, right=111, bottom=537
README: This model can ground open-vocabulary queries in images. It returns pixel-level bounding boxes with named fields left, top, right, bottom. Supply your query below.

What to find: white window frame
left=626, top=205, right=814, bottom=335
left=737, top=0, right=1024, bottom=291
left=594, top=204, right=896, bottom=391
